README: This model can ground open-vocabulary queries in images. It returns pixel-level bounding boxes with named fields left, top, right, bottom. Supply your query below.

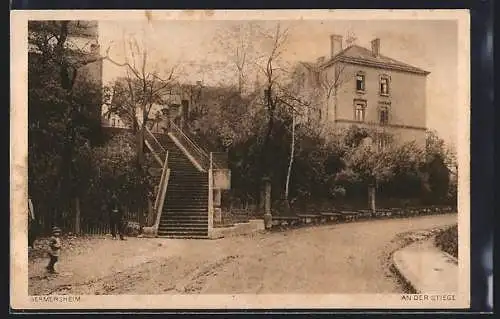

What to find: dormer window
left=356, top=72, right=366, bottom=92
left=380, top=75, right=390, bottom=96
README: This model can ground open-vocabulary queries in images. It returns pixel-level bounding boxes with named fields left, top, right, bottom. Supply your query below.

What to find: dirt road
left=28, top=214, right=457, bottom=295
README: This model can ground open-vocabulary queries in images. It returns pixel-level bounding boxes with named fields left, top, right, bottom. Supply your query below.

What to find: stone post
left=262, top=177, right=272, bottom=229
left=214, top=189, right=222, bottom=224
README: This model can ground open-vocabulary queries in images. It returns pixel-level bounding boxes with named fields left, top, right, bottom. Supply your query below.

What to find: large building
left=293, top=35, right=430, bottom=146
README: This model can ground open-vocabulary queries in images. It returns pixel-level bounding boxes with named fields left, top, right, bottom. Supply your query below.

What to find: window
left=354, top=101, right=366, bottom=122
left=112, top=118, right=116, bottom=127
left=380, top=75, right=390, bottom=95
left=377, top=135, right=390, bottom=150
left=379, top=106, right=389, bottom=125
left=356, top=73, right=365, bottom=92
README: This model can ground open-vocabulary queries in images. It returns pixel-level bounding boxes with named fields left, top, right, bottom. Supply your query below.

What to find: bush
left=123, top=221, right=142, bottom=237
left=435, top=225, right=458, bottom=258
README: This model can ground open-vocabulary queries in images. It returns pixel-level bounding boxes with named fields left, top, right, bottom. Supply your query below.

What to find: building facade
left=294, top=35, right=430, bottom=146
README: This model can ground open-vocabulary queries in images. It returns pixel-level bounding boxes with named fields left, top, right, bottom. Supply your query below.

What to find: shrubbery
left=190, top=100, right=457, bottom=213
left=435, top=225, right=458, bottom=258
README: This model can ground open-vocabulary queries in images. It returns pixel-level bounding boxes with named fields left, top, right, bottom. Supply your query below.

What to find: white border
left=10, top=9, right=470, bottom=310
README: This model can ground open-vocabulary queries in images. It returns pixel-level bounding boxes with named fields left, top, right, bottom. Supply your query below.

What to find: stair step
left=166, top=193, right=208, bottom=198
left=161, top=220, right=208, bottom=224
left=163, top=212, right=208, bottom=216
left=158, top=230, right=208, bottom=238
left=157, top=235, right=209, bottom=239
left=169, top=174, right=208, bottom=178
left=159, top=220, right=208, bottom=225
left=158, top=225, right=208, bottom=233
left=169, top=179, right=206, bottom=183
left=167, top=191, right=207, bottom=194
left=162, top=209, right=206, bottom=215
left=163, top=210, right=208, bottom=214
left=158, top=223, right=208, bottom=228
left=160, top=217, right=208, bottom=222
left=165, top=201, right=208, bottom=205
left=165, top=198, right=208, bottom=202
left=164, top=203, right=207, bottom=206
left=165, top=199, right=208, bottom=204
left=168, top=181, right=208, bottom=185
left=167, top=188, right=208, bottom=192
left=159, top=222, right=208, bottom=227
left=164, top=208, right=208, bottom=212
left=162, top=211, right=207, bottom=215
left=163, top=214, right=208, bottom=218
left=166, top=194, right=208, bottom=198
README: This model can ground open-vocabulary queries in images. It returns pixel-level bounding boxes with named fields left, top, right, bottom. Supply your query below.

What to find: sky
left=98, top=18, right=459, bottom=146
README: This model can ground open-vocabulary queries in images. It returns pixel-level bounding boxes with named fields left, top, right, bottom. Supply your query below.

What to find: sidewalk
left=392, top=238, right=458, bottom=293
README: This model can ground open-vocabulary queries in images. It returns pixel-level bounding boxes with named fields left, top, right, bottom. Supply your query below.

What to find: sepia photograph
left=11, top=9, right=470, bottom=309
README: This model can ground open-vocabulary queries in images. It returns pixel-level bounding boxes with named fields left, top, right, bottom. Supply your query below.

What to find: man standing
left=109, top=193, right=126, bottom=240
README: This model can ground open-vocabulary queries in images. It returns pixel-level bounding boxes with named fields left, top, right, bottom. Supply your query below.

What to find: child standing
left=46, top=226, right=62, bottom=274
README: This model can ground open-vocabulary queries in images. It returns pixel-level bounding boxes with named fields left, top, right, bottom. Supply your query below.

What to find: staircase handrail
left=153, top=150, right=169, bottom=217
left=145, top=126, right=167, bottom=157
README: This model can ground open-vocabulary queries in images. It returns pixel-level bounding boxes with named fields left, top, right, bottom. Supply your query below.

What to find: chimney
left=371, top=38, right=380, bottom=57
left=330, top=34, right=343, bottom=58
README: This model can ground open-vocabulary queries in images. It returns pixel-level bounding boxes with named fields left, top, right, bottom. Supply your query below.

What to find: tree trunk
left=137, top=126, right=145, bottom=165
left=74, top=196, right=81, bottom=234
left=147, top=198, right=153, bottom=226
left=262, top=88, right=274, bottom=178
left=368, top=185, right=376, bottom=213
left=324, top=96, right=329, bottom=126
left=284, top=115, right=295, bottom=200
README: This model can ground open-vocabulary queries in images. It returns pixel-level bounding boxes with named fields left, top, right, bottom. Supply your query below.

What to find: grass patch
left=435, top=224, right=458, bottom=259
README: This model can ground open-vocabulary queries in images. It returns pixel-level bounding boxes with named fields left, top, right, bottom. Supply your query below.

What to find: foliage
left=28, top=21, right=159, bottom=233
left=435, top=224, right=458, bottom=258
left=424, top=130, right=453, bottom=204
left=28, top=21, right=103, bottom=229
left=86, top=133, right=156, bottom=217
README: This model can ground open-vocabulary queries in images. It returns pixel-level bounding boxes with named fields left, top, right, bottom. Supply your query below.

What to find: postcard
left=11, top=9, right=470, bottom=310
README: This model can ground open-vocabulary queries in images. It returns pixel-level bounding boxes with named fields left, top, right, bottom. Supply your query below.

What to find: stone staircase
left=154, top=134, right=210, bottom=238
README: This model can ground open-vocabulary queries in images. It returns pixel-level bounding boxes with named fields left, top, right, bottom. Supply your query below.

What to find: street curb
left=389, top=231, right=445, bottom=294
left=390, top=253, right=419, bottom=294
left=390, top=233, right=457, bottom=294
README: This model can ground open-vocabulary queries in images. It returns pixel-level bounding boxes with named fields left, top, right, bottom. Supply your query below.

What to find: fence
left=33, top=205, right=150, bottom=237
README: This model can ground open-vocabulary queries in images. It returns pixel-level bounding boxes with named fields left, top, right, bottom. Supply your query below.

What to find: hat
left=52, top=226, right=61, bottom=234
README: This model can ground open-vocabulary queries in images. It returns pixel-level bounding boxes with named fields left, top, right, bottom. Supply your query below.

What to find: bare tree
left=104, top=32, right=178, bottom=165
left=213, top=22, right=260, bottom=95
left=277, top=73, right=313, bottom=202
left=315, top=32, right=358, bottom=127
left=255, top=23, right=290, bottom=178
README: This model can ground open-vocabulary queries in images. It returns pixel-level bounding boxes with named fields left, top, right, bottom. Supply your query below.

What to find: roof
left=68, top=21, right=99, bottom=39
left=320, top=45, right=430, bottom=75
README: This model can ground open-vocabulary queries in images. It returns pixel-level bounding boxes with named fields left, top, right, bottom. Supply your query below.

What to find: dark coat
left=109, top=197, right=123, bottom=220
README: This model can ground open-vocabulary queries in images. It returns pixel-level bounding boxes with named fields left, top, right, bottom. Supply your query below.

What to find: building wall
left=333, top=119, right=426, bottom=145
left=304, top=61, right=427, bottom=145
left=291, top=64, right=323, bottom=125
left=69, top=24, right=103, bottom=124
